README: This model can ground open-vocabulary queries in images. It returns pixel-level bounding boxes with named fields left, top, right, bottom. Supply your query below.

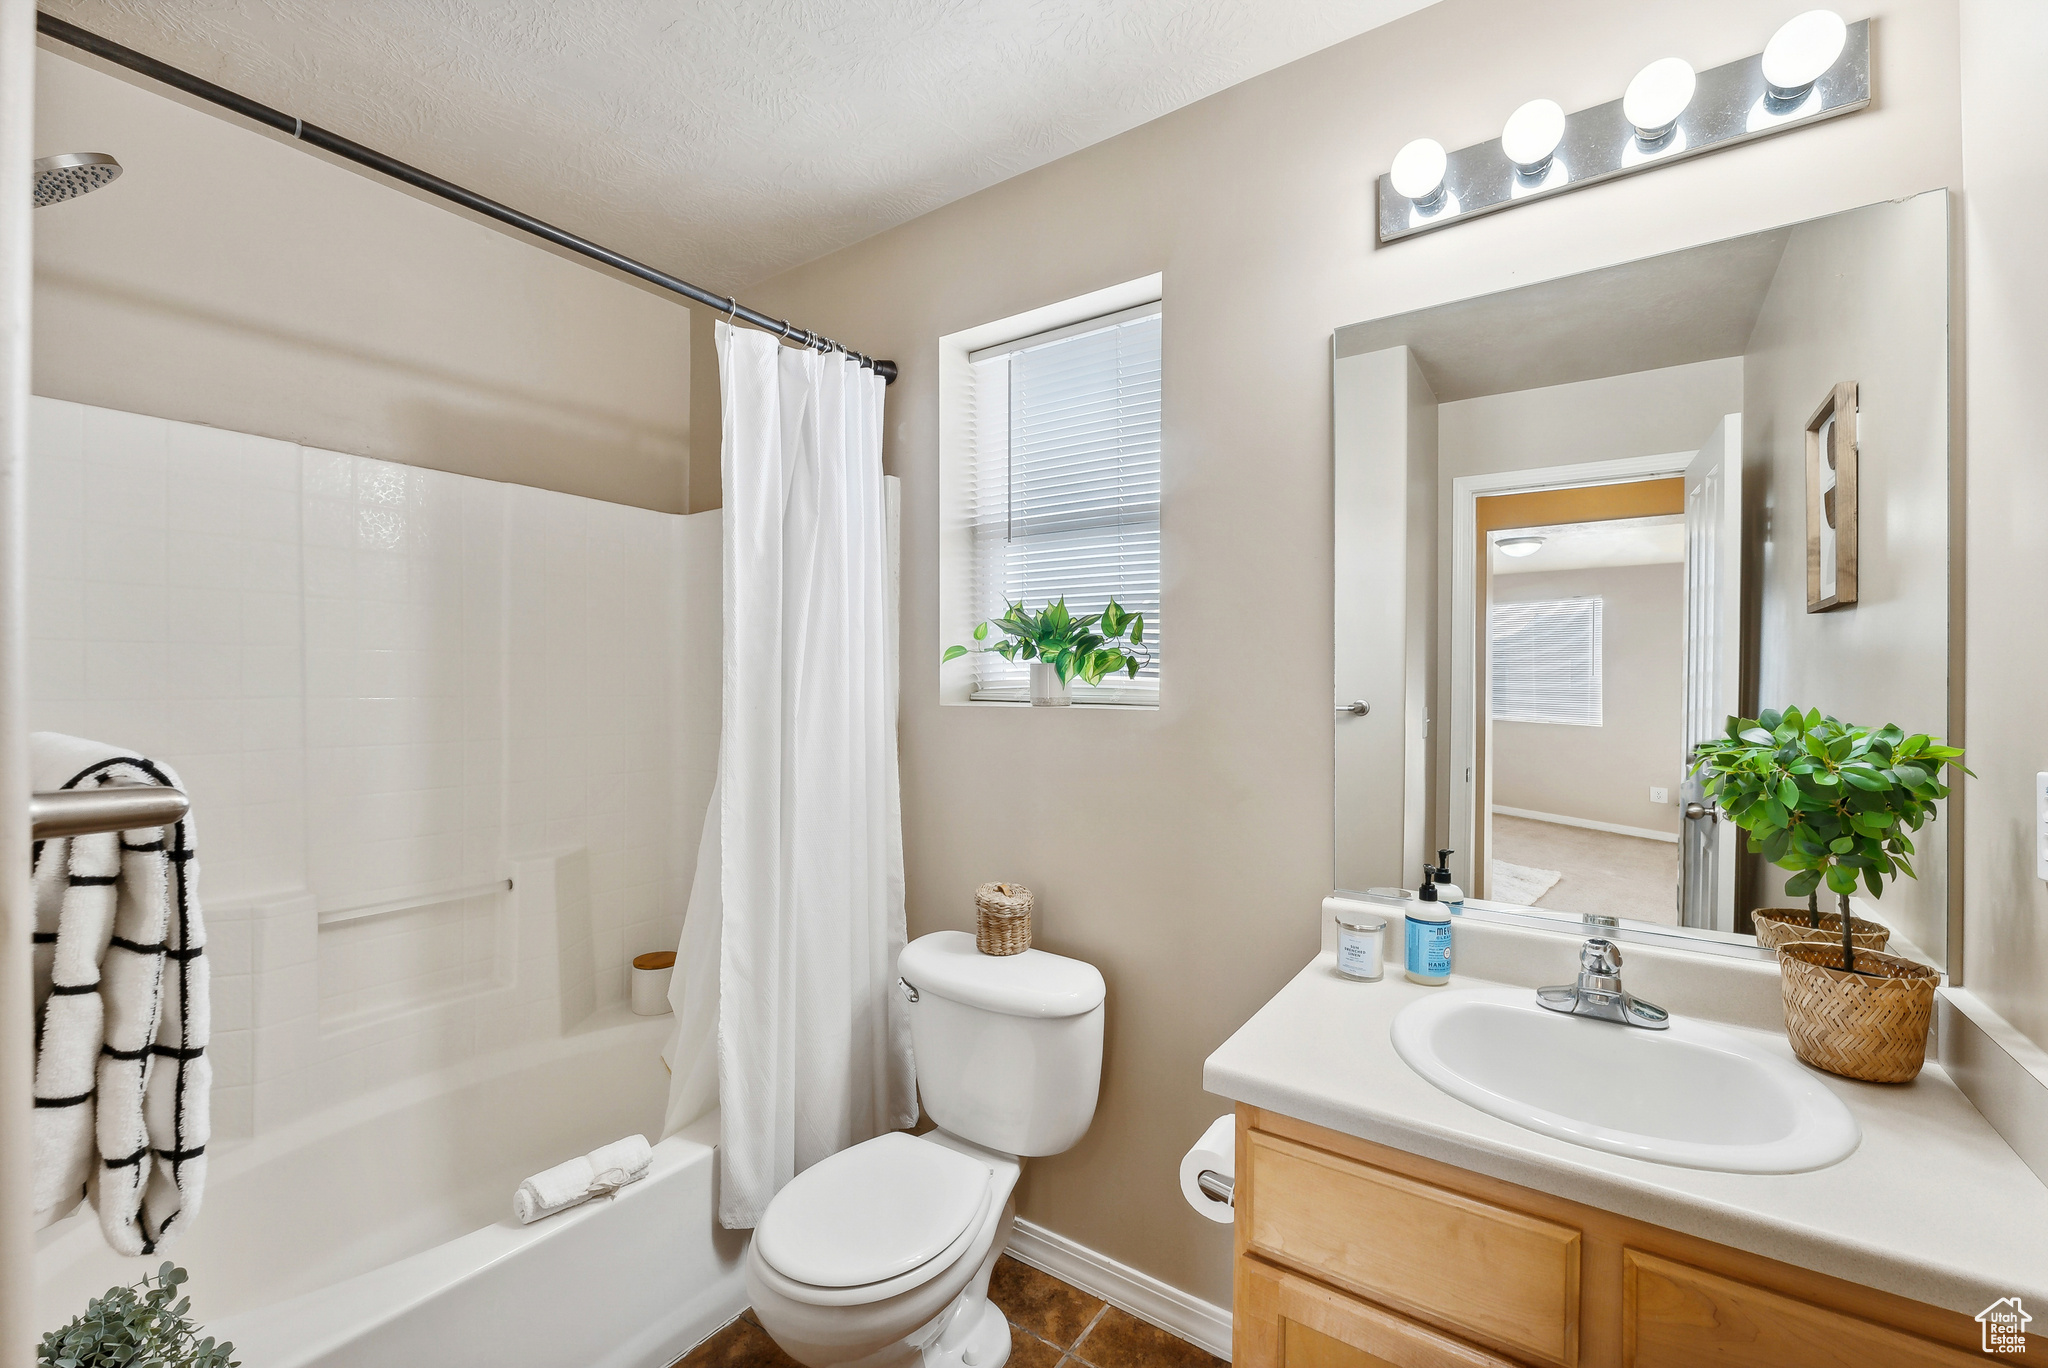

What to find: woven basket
left=975, top=882, right=1034, bottom=956
left=1778, top=940, right=1938, bottom=1083
left=1751, top=907, right=1889, bottom=954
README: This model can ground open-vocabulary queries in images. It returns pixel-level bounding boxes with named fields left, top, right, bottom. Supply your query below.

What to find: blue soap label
left=1405, top=917, right=1452, bottom=978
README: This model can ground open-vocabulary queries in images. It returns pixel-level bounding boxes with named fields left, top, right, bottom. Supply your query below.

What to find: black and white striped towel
left=29, top=732, right=209, bottom=1255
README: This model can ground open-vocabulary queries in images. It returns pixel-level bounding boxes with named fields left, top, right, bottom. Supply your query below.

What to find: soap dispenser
left=1432, top=849, right=1465, bottom=907
left=1405, top=861, right=1452, bottom=986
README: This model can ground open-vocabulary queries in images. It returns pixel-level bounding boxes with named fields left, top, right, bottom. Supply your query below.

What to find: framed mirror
left=1332, top=189, right=1952, bottom=968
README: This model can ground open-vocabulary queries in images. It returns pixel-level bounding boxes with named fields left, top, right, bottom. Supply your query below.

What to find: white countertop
left=1203, top=949, right=2048, bottom=1318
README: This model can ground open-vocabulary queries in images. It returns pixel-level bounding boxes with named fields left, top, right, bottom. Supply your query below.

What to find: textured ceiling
left=42, top=0, right=1437, bottom=291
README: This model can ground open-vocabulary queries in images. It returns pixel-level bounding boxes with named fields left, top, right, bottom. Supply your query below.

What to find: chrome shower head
left=33, top=152, right=121, bottom=207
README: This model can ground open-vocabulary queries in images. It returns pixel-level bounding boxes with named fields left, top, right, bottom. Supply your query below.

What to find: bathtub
left=34, top=1011, right=749, bottom=1368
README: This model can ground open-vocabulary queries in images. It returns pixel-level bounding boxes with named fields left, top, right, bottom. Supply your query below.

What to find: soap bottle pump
left=1405, top=859, right=1453, bottom=986
left=1432, top=849, right=1465, bottom=906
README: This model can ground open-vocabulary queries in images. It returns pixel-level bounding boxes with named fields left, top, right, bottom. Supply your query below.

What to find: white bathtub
left=35, top=1012, right=748, bottom=1368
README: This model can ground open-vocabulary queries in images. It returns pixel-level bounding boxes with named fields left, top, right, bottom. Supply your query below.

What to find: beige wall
left=1492, top=563, right=1685, bottom=836
left=740, top=0, right=1964, bottom=1309
left=1434, top=358, right=1743, bottom=864
left=1960, top=1, right=2048, bottom=1038
left=31, top=48, right=693, bottom=512
left=1743, top=193, right=1951, bottom=956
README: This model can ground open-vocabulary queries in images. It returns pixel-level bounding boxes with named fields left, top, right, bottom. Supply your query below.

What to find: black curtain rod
left=36, top=12, right=897, bottom=384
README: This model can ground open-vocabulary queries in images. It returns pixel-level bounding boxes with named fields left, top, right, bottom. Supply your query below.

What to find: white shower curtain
left=661, top=322, right=915, bottom=1230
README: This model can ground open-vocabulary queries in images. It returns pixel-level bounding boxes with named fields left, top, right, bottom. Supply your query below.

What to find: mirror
left=1332, top=190, right=1951, bottom=969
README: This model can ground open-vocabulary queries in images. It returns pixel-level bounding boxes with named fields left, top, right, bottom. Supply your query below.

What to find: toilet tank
left=898, top=931, right=1105, bottom=1157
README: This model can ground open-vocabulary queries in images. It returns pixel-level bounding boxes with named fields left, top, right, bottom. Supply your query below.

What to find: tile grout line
left=1008, top=1319, right=1069, bottom=1359
left=1065, top=1302, right=1113, bottom=1362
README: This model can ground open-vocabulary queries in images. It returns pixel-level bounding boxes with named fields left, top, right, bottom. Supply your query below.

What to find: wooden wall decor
left=1805, top=382, right=1859, bottom=612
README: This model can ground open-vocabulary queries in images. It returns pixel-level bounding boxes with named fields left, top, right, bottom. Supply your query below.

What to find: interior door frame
left=1449, top=452, right=1695, bottom=896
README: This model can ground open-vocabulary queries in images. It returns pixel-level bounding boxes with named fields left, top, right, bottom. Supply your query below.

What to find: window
left=1490, top=597, right=1602, bottom=726
left=963, top=302, right=1161, bottom=704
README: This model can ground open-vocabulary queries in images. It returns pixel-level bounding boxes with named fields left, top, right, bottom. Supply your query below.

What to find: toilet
left=746, top=930, right=1107, bottom=1368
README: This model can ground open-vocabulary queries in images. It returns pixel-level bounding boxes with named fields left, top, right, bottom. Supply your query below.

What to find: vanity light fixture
left=1496, top=535, right=1546, bottom=558
left=1501, top=99, right=1566, bottom=176
left=1376, top=13, right=1868, bottom=243
left=1624, top=58, right=1697, bottom=142
left=1389, top=137, right=1449, bottom=207
left=1763, top=10, right=1849, bottom=101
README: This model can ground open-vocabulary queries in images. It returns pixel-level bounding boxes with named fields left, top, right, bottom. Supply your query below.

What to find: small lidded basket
left=975, top=882, right=1034, bottom=956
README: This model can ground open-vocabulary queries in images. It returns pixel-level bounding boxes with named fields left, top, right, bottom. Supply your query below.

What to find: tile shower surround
left=25, top=398, right=720, bottom=1140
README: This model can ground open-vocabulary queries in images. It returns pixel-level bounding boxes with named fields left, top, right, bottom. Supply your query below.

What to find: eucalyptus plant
left=39, top=1263, right=238, bottom=1368
left=1689, top=707, right=1966, bottom=973
left=943, top=597, right=1150, bottom=688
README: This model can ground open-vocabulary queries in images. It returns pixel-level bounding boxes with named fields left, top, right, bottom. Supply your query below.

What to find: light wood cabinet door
left=1233, top=1110, right=2022, bottom=1368
left=1622, top=1251, right=1988, bottom=1368
left=1284, top=1317, right=1446, bottom=1368
left=1246, top=1129, right=1581, bottom=1367
left=1240, top=1253, right=1532, bottom=1368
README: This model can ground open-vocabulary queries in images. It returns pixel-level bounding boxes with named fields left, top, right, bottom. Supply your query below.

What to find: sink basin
left=1390, top=987, right=1860, bottom=1173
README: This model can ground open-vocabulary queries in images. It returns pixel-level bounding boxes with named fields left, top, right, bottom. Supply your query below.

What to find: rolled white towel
left=588, top=1134, right=652, bottom=1186
left=514, top=1155, right=595, bottom=1225
left=513, top=1134, right=652, bottom=1224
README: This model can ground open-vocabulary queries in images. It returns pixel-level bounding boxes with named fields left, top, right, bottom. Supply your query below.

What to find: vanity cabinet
left=1232, top=1107, right=2011, bottom=1368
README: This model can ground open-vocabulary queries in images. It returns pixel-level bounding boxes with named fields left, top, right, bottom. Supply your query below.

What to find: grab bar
left=29, top=786, right=189, bottom=840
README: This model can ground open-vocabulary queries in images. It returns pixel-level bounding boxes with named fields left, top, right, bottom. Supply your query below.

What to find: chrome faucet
left=1537, top=938, right=1669, bottom=1029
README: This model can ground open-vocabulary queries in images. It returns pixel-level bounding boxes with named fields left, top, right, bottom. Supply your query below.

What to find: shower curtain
left=661, top=322, right=914, bottom=1230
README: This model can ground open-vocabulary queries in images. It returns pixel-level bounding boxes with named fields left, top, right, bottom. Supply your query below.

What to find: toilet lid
left=754, top=1133, right=993, bottom=1289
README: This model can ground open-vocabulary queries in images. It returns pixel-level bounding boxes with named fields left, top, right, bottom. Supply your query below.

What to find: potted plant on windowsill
left=943, top=597, right=1149, bottom=707
left=1690, top=707, right=1965, bottom=1083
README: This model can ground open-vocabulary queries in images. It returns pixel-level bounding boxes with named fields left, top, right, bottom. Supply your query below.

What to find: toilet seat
left=754, top=1133, right=995, bottom=1306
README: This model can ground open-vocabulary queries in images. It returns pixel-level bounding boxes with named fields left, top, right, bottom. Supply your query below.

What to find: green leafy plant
left=39, top=1262, right=238, bottom=1368
left=942, top=597, right=1150, bottom=688
left=1689, top=707, right=1966, bottom=973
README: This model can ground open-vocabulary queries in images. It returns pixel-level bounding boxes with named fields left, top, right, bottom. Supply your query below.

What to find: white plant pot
left=1030, top=661, right=1073, bottom=707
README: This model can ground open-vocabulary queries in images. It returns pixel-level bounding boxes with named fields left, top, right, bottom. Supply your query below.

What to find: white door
left=1680, top=415, right=1743, bottom=932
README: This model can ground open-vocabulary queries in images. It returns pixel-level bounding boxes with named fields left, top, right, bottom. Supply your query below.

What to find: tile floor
left=670, top=1256, right=1225, bottom=1368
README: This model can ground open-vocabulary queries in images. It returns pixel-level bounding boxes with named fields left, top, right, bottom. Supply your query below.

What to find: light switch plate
left=1649, top=787, right=1670, bottom=805
left=2037, top=773, right=2048, bottom=881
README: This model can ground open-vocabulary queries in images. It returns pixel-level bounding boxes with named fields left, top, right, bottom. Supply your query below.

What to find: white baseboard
left=1492, top=805, right=1678, bottom=844
left=1006, top=1217, right=1232, bottom=1361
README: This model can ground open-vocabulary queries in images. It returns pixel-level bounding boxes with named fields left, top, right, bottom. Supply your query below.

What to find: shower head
left=33, top=152, right=121, bottom=207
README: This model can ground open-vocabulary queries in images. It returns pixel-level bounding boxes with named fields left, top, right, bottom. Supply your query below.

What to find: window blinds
left=1490, top=597, right=1603, bottom=726
left=967, top=305, right=1161, bottom=703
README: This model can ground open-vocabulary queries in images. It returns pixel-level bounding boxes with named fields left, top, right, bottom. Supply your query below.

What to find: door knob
left=1336, top=700, right=1370, bottom=716
left=1683, top=802, right=1713, bottom=820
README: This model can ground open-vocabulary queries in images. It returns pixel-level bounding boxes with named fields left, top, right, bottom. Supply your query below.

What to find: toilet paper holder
left=1195, top=1170, right=1235, bottom=1206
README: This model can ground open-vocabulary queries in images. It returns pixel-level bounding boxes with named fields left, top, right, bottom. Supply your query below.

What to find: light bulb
left=1501, top=99, right=1566, bottom=176
left=1389, top=138, right=1448, bottom=206
left=1624, top=57, right=1696, bottom=142
left=1497, top=536, right=1545, bottom=558
left=1763, top=10, right=1847, bottom=100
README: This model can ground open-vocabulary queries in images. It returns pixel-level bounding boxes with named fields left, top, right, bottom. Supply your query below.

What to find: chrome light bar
left=1378, top=19, right=1870, bottom=243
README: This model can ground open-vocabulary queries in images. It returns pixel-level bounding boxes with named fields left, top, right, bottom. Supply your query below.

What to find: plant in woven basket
left=943, top=597, right=1149, bottom=687
left=40, top=1262, right=239, bottom=1368
left=1689, top=706, right=1966, bottom=974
